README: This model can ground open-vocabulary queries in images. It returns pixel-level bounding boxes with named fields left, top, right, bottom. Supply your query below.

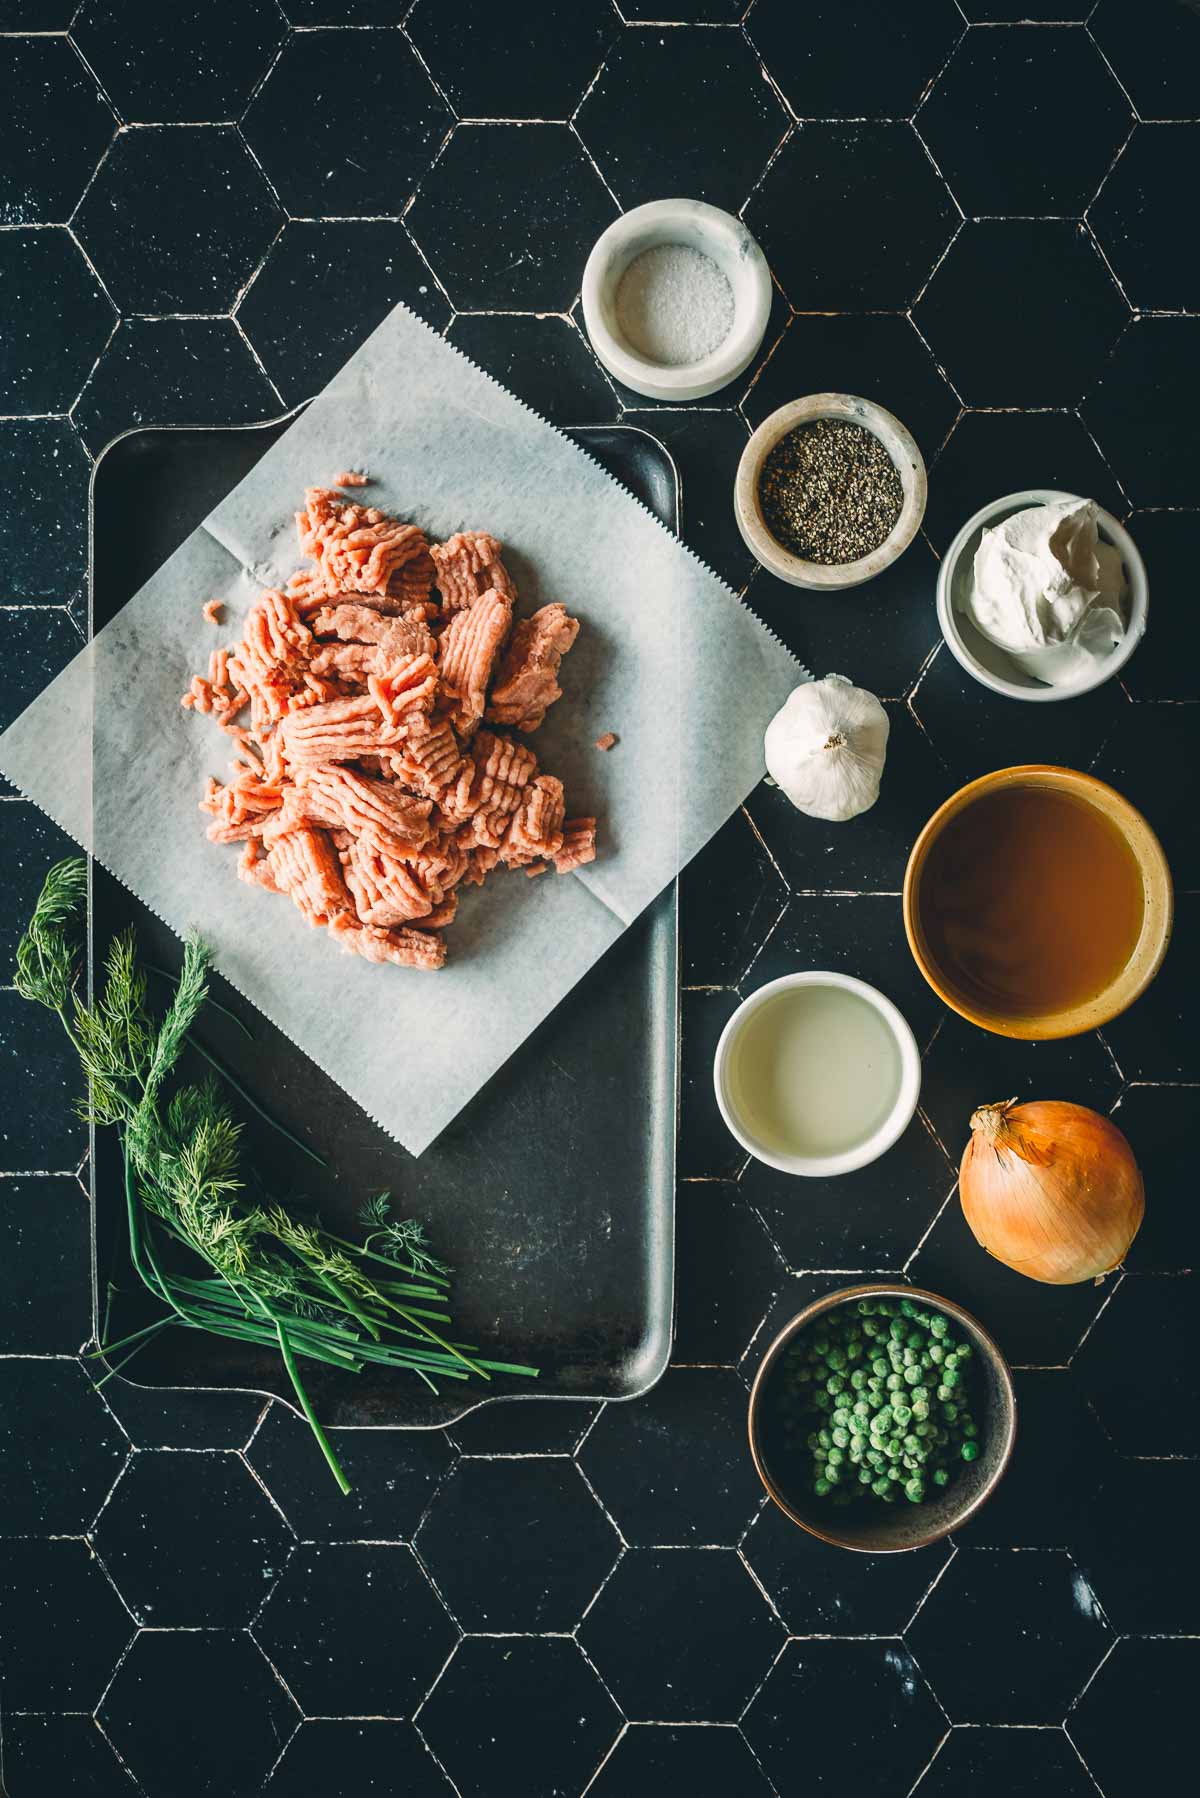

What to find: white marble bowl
left=581, top=198, right=773, bottom=402
left=734, top=394, right=927, bottom=590
left=937, top=489, right=1149, bottom=703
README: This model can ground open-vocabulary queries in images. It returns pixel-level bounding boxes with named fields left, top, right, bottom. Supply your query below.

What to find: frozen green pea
left=961, top=1441, right=979, bottom=1462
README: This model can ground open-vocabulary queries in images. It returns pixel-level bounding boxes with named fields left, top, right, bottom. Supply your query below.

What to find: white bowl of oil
left=713, top=972, right=922, bottom=1178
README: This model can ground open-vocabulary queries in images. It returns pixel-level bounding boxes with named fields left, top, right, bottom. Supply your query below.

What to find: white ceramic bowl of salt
left=581, top=199, right=773, bottom=402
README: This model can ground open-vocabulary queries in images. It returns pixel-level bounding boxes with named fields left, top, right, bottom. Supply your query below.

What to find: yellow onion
left=959, top=1098, right=1143, bottom=1285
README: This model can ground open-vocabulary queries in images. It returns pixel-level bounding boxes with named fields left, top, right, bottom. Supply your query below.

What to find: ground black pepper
left=758, top=418, right=904, bottom=565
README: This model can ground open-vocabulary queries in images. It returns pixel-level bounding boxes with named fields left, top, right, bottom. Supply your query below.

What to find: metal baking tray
left=87, top=413, right=678, bottom=1428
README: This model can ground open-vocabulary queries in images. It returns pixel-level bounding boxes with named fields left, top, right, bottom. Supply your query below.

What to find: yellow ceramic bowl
left=903, top=765, right=1173, bottom=1040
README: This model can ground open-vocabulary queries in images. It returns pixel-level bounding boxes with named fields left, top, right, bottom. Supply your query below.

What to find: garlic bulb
left=764, top=674, right=889, bottom=822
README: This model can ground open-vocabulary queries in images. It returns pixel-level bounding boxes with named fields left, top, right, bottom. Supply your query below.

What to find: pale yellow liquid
left=728, top=986, right=902, bottom=1160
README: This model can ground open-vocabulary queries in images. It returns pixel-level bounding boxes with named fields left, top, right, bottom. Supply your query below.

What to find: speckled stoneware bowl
left=735, top=393, right=927, bottom=590
left=748, top=1284, right=1017, bottom=1554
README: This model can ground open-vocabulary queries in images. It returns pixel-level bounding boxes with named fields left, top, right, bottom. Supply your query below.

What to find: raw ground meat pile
left=182, top=481, right=595, bottom=970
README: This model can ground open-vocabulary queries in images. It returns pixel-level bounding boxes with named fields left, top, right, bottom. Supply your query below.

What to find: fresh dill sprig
left=18, top=857, right=537, bottom=1493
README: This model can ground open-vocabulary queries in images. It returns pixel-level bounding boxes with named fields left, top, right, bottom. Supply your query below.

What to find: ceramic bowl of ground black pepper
left=736, top=395, right=927, bottom=590
left=748, top=1284, right=1016, bottom=1552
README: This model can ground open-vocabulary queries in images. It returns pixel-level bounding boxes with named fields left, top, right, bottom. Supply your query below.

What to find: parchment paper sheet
left=0, top=304, right=799, bottom=1153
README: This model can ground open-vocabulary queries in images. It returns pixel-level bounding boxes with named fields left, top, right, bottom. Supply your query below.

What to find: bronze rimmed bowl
left=748, top=1283, right=1017, bottom=1553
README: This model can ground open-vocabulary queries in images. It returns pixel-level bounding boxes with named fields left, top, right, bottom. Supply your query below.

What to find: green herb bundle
left=17, top=858, right=536, bottom=1492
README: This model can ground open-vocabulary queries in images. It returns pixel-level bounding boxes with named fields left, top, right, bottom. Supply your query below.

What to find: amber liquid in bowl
left=918, top=785, right=1145, bottom=1017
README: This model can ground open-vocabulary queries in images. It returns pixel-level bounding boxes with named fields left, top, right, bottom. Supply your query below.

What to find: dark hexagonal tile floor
left=417, top=1637, right=620, bottom=1798
left=678, top=988, right=746, bottom=1180
left=0, top=988, right=87, bottom=1169
left=1089, top=0, right=1200, bottom=122
left=1073, top=1456, right=1200, bottom=1637
left=915, top=222, right=1127, bottom=409
left=406, top=123, right=616, bottom=311
left=680, top=805, right=787, bottom=989
left=673, top=1181, right=786, bottom=1365
left=0, top=1714, right=135, bottom=1798
left=906, top=1550, right=1110, bottom=1724
left=1112, top=1084, right=1198, bottom=1271
left=72, top=318, right=278, bottom=457
left=619, top=408, right=755, bottom=590
left=742, top=1494, right=949, bottom=1634
left=266, top=1718, right=451, bottom=1796
left=407, top=0, right=615, bottom=120
left=246, top=1402, right=452, bottom=1543
left=744, top=1639, right=944, bottom=1798
left=579, top=1367, right=764, bottom=1546
left=1102, top=894, right=1199, bottom=1084
left=415, top=1457, right=619, bottom=1631
left=916, top=26, right=1129, bottom=217
left=75, top=125, right=281, bottom=315
left=446, top=1397, right=597, bottom=1457
left=255, top=1543, right=457, bottom=1717
left=952, top=1369, right=1114, bottom=1550
left=1120, top=512, right=1200, bottom=699
left=242, top=29, right=453, bottom=219
left=93, top=1449, right=292, bottom=1627
left=71, top=0, right=284, bottom=124
left=99, top=1629, right=299, bottom=1797
left=575, top=27, right=787, bottom=215
left=586, top=1724, right=773, bottom=1797
left=0, top=1538, right=132, bottom=1712
left=1083, top=317, right=1200, bottom=509
left=916, top=1726, right=1099, bottom=1798
left=1075, top=1273, right=1197, bottom=1455
left=745, top=124, right=959, bottom=311
left=0, top=1358, right=125, bottom=1534
left=0, top=418, right=91, bottom=603
left=1, top=35, right=115, bottom=226
left=0, top=228, right=115, bottom=414
left=0, top=608, right=86, bottom=791
left=1068, top=1638, right=1199, bottom=1798
left=0, top=1172, right=90, bottom=1353
left=1091, top=126, right=1200, bottom=311
left=1091, top=692, right=1200, bottom=890
left=580, top=1547, right=784, bottom=1722
left=747, top=0, right=962, bottom=120
left=446, top=312, right=617, bottom=425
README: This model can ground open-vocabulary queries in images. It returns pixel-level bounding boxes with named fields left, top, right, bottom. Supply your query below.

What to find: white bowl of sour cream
left=937, top=489, right=1148, bottom=703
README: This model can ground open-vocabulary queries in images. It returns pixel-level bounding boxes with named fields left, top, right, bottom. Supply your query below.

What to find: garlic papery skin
left=763, top=674, right=889, bottom=822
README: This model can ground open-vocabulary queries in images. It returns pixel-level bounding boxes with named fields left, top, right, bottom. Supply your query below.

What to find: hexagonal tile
left=243, top=28, right=452, bottom=218
left=0, top=228, right=115, bottom=414
left=71, top=0, right=285, bottom=123
left=266, top=1719, right=451, bottom=1795
left=919, top=1014, right=1122, bottom=1168
left=75, top=125, right=281, bottom=314
left=621, top=1, right=744, bottom=15
left=579, top=1368, right=763, bottom=1546
left=417, top=1638, right=620, bottom=1798
left=953, top=1369, right=1113, bottom=1550
left=0, top=1359, right=125, bottom=1533
left=961, top=0, right=1090, bottom=14
left=1073, top=1456, right=1200, bottom=1637
left=1102, top=895, right=1199, bottom=1083
left=0, top=609, right=85, bottom=791
left=907, top=1550, right=1110, bottom=1723
left=620, top=408, right=755, bottom=589
left=1120, top=512, right=1198, bottom=699
left=73, top=318, right=278, bottom=457
left=246, top=1400, right=452, bottom=1541
left=744, top=311, right=960, bottom=469
left=678, top=988, right=745, bottom=1179
left=674, top=1182, right=785, bottom=1364
left=238, top=220, right=450, bottom=407
left=0, top=419, right=91, bottom=601
left=1092, top=697, right=1200, bottom=890
left=415, top=1458, right=619, bottom=1631
left=1083, top=317, right=1200, bottom=508
left=256, top=1543, right=456, bottom=1715
left=680, top=805, right=787, bottom=988
left=742, top=1113, right=951, bottom=1273
left=0, top=1538, right=131, bottom=1711
left=0, top=988, right=87, bottom=1169
left=576, top=27, right=787, bottom=213
left=446, top=1397, right=598, bottom=1456
left=98, top=1384, right=267, bottom=1452
left=0, top=36, right=115, bottom=225
left=1075, top=1273, right=1197, bottom=1454
left=909, top=644, right=1127, bottom=787
left=745, top=124, right=958, bottom=310
left=94, top=1449, right=292, bottom=1626
left=922, top=410, right=1126, bottom=556
left=580, top=1548, right=784, bottom=1722
left=406, top=123, right=616, bottom=310
left=1090, top=0, right=1200, bottom=122
left=0, top=1714, right=135, bottom=1797
left=916, top=1727, right=1098, bottom=1798
left=742, top=538, right=944, bottom=703
left=446, top=313, right=617, bottom=424
left=917, top=27, right=1129, bottom=217
left=915, top=223, right=1126, bottom=409
left=747, top=0, right=962, bottom=119
left=1068, top=1639, right=1198, bottom=1798
left=586, top=1725, right=773, bottom=1797
left=908, top=1197, right=1109, bottom=1366
left=742, top=1494, right=949, bottom=1633
left=0, top=1173, right=90, bottom=1353
left=1091, top=126, right=1200, bottom=309
left=744, top=1640, right=944, bottom=1798
left=1110, top=1086, right=1196, bottom=1270
left=99, top=1629, right=299, bottom=1797
left=408, top=0, right=615, bottom=119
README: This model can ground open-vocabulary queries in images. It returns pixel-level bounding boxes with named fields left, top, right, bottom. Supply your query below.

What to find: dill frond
left=15, top=856, right=87, bottom=1014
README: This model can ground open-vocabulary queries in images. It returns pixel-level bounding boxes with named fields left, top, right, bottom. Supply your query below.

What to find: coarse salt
left=615, top=243, right=735, bottom=368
